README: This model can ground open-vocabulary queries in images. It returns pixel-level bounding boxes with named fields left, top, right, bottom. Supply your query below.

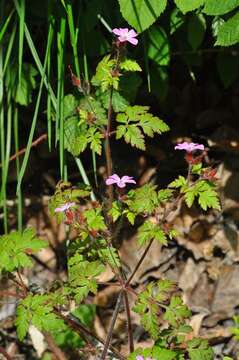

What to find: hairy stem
left=126, top=239, right=154, bottom=286
left=101, top=291, right=123, bottom=360
left=123, top=290, right=134, bottom=353
left=54, top=308, right=125, bottom=360
left=105, top=86, right=114, bottom=207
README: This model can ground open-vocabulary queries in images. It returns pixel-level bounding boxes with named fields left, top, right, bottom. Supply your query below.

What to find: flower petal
left=112, top=28, right=122, bottom=36
left=128, top=29, right=138, bottom=38
left=106, top=178, right=118, bottom=185
left=106, top=174, right=121, bottom=185
left=127, top=37, right=138, bottom=45
left=121, top=175, right=136, bottom=184
left=55, top=202, right=75, bottom=213
left=110, top=174, right=121, bottom=181
left=117, top=180, right=126, bottom=188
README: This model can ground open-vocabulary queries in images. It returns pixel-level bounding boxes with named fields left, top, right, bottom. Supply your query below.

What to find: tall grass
left=0, top=0, right=95, bottom=232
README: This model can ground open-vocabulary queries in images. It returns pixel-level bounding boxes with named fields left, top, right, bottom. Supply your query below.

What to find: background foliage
left=1, top=0, right=239, bottom=232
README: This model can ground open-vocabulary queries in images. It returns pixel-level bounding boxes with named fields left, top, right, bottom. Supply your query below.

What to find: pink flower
left=112, top=28, right=138, bottom=45
left=136, top=356, right=154, bottom=360
left=105, top=174, right=136, bottom=188
left=174, top=142, right=204, bottom=153
left=54, top=202, right=75, bottom=213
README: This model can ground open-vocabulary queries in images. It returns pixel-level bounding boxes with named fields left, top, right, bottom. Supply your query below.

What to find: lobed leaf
left=0, top=228, right=47, bottom=273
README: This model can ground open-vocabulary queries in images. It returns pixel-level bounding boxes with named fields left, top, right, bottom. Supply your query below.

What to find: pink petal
left=121, top=176, right=136, bottom=184
left=110, top=174, right=121, bottom=181
left=128, top=29, right=138, bottom=38
left=112, top=28, right=122, bottom=36
left=106, top=174, right=121, bottom=185
left=125, top=179, right=136, bottom=184
left=55, top=202, right=75, bottom=213
left=127, top=37, right=138, bottom=45
left=195, top=143, right=204, bottom=150
left=119, top=28, right=129, bottom=35
left=118, top=35, right=127, bottom=42
left=117, top=180, right=126, bottom=188
left=106, top=178, right=118, bottom=185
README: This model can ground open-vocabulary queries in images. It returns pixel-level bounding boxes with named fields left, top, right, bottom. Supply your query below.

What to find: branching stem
left=101, top=291, right=123, bottom=360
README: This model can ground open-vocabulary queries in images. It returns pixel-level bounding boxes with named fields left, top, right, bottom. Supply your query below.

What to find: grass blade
left=16, top=23, right=53, bottom=193
left=56, top=16, right=66, bottom=178
left=0, top=8, right=14, bottom=43
left=13, top=106, right=22, bottom=231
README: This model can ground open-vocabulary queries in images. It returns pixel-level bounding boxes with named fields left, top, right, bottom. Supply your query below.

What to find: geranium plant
left=0, top=28, right=220, bottom=360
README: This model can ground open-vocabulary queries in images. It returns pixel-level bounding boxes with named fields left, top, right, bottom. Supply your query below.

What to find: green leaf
left=125, top=211, right=136, bottom=225
left=198, top=185, right=221, bottom=211
left=16, top=294, right=65, bottom=340
left=203, top=0, right=239, bottom=15
left=148, top=25, right=170, bottom=66
left=152, top=347, right=178, bottom=360
left=99, top=90, right=129, bottom=112
left=73, top=304, right=96, bottom=327
left=116, top=105, right=169, bottom=150
left=169, top=175, right=187, bottom=189
left=170, top=8, right=185, bottom=34
left=6, top=63, right=38, bottom=106
left=184, top=180, right=221, bottom=210
left=79, top=97, right=107, bottom=126
left=215, top=12, right=239, bottom=46
left=63, top=95, right=90, bottom=156
left=125, top=124, right=145, bottom=149
left=158, top=189, right=173, bottom=203
left=63, top=94, right=78, bottom=119
left=91, top=55, right=119, bottom=91
left=174, top=0, right=205, bottom=14
left=87, top=128, right=104, bottom=155
left=139, top=114, right=169, bottom=137
left=212, top=16, right=225, bottom=37
left=96, top=240, right=121, bottom=268
left=68, top=254, right=105, bottom=303
left=116, top=124, right=127, bottom=139
left=64, top=117, right=88, bottom=156
left=15, top=305, right=31, bottom=340
left=0, top=228, right=47, bottom=273
left=188, top=14, right=206, bottom=50
left=138, top=220, right=167, bottom=246
left=133, top=280, right=176, bottom=339
left=191, top=163, right=203, bottom=175
left=126, top=184, right=159, bottom=214
left=109, top=201, right=122, bottom=222
left=84, top=208, right=106, bottom=231
left=120, top=59, right=142, bottom=72
left=118, top=0, right=167, bottom=33
left=164, top=296, right=191, bottom=327
left=187, top=338, right=214, bottom=360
